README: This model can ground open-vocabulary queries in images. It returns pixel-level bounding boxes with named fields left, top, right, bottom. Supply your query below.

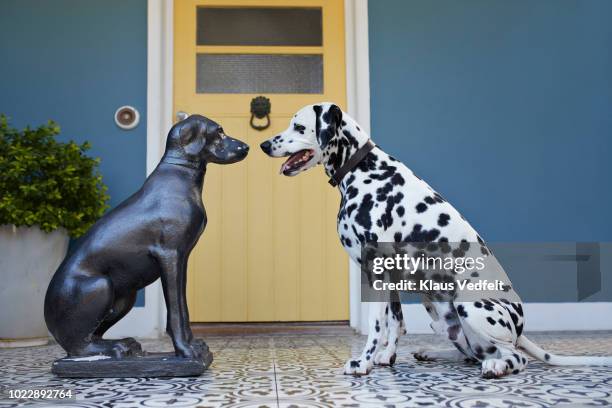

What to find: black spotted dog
left=260, top=102, right=612, bottom=378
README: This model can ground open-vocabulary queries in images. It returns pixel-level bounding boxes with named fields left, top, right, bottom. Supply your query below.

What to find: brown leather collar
left=328, top=140, right=376, bottom=187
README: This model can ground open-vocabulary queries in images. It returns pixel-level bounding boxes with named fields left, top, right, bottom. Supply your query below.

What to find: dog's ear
left=314, top=104, right=343, bottom=149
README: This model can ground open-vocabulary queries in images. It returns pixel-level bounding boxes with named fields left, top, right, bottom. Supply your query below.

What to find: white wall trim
left=108, top=0, right=174, bottom=339
left=400, top=302, right=612, bottom=334
left=345, top=0, right=371, bottom=333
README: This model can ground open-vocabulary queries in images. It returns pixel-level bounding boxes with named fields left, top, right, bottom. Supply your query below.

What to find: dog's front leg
left=375, top=296, right=405, bottom=366
left=157, top=249, right=199, bottom=359
left=344, top=302, right=387, bottom=375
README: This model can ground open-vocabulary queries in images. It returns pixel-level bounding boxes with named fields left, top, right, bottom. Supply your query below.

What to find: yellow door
left=174, top=0, right=348, bottom=322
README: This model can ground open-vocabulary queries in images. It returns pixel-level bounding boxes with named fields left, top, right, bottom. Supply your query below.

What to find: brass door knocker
left=250, top=96, right=271, bottom=131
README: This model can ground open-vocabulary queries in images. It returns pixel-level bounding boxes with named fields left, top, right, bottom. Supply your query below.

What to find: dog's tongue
left=280, top=150, right=308, bottom=174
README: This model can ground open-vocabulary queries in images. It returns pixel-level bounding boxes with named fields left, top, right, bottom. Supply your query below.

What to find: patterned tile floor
left=1, top=331, right=612, bottom=407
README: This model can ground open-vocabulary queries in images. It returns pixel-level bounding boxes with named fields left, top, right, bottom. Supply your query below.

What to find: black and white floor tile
left=1, top=331, right=611, bottom=407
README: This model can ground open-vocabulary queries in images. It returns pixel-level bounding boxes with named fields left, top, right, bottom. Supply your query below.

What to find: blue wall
left=369, top=0, right=612, bottom=301
left=0, top=0, right=148, bottom=305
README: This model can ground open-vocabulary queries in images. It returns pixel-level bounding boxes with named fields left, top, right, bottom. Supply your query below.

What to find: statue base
left=51, top=343, right=213, bottom=378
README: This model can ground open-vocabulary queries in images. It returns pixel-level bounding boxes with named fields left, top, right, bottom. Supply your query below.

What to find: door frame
left=107, top=0, right=371, bottom=338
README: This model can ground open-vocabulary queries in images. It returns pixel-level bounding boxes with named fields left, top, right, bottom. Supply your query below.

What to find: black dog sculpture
left=44, top=115, right=248, bottom=377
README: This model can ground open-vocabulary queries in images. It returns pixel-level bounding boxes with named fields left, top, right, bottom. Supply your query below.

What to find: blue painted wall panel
left=0, top=0, right=148, bottom=305
left=368, top=0, right=612, bottom=301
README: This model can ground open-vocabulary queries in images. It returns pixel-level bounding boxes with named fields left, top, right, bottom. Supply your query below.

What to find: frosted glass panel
left=196, top=54, right=323, bottom=94
left=197, top=7, right=322, bottom=46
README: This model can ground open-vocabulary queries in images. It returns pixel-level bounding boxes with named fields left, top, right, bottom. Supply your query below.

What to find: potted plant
left=0, top=115, right=109, bottom=347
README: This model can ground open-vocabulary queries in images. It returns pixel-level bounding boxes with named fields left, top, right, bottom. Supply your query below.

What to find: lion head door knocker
left=250, top=96, right=271, bottom=131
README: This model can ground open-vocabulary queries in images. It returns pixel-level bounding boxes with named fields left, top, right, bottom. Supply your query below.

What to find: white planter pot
left=0, top=225, right=69, bottom=347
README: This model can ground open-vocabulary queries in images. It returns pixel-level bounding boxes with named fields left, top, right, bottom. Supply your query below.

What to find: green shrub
left=0, top=115, right=109, bottom=237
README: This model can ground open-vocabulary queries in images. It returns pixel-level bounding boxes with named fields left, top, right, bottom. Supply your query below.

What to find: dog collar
left=162, top=156, right=203, bottom=171
left=328, top=140, right=376, bottom=187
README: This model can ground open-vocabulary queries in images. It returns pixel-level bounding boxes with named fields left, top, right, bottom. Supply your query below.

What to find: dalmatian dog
left=260, top=102, right=612, bottom=378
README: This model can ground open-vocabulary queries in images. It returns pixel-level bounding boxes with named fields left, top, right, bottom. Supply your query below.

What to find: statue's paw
left=176, top=342, right=203, bottom=360
left=190, top=338, right=208, bottom=353
left=121, top=337, right=142, bottom=353
left=110, top=338, right=142, bottom=358
left=81, top=338, right=142, bottom=359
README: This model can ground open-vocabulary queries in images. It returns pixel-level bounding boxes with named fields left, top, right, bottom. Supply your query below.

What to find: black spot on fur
left=457, top=305, right=468, bottom=318
left=487, top=317, right=496, bottom=325
left=313, top=105, right=322, bottom=142
left=355, top=194, right=375, bottom=231
left=509, top=311, right=519, bottom=327
left=346, top=203, right=357, bottom=217
left=416, top=202, right=428, bottom=213
left=438, top=213, right=450, bottom=227
left=376, top=182, right=393, bottom=202
left=391, top=173, right=405, bottom=186
left=511, top=303, right=524, bottom=317
left=403, top=224, right=440, bottom=243
left=452, top=248, right=465, bottom=258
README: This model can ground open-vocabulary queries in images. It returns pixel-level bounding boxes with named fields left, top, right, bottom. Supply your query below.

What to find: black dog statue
left=44, top=115, right=249, bottom=377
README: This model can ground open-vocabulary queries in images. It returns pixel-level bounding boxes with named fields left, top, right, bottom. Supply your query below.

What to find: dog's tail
left=518, top=335, right=612, bottom=366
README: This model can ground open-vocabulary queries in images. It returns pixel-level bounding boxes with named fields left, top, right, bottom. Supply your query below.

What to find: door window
left=195, top=6, right=324, bottom=94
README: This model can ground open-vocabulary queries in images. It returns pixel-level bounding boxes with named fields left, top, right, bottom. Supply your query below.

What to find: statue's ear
left=180, top=119, right=206, bottom=156
left=314, top=104, right=343, bottom=149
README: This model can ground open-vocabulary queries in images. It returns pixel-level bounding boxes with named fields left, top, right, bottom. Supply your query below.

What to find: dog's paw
left=413, top=349, right=435, bottom=361
left=343, top=358, right=372, bottom=376
left=374, top=350, right=397, bottom=366
left=481, top=358, right=509, bottom=379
